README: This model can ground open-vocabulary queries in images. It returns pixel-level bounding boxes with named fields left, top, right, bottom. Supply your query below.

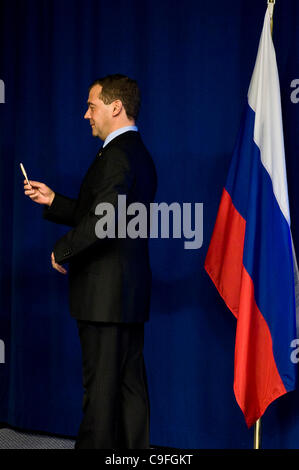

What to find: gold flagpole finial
left=268, top=0, right=276, bottom=36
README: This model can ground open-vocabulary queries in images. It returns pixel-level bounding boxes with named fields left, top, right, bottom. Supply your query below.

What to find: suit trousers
left=75, top=320, right=150, bottom=449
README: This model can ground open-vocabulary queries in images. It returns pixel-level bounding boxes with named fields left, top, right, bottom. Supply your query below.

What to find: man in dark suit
left=24, top=74, right=157, bottom=449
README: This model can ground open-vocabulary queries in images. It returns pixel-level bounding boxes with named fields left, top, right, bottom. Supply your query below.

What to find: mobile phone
left=20, top=162, right=30, bottom=186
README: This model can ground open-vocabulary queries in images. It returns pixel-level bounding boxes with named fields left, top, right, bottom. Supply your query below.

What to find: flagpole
left=253, top=418, right=262, bottom=449
left=253, top=1, right=275, bottom=450
left=268, top=0, right=275, bottom=35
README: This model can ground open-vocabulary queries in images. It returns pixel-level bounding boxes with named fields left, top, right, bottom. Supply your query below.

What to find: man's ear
left=111, top=99, right=123, bottom=117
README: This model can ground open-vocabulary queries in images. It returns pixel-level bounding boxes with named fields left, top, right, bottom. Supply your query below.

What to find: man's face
left=84, top=84, right=112, bottom=140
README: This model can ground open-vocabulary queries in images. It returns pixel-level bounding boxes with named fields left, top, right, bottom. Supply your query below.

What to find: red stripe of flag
left=234, top=266, right=286, bottom=427
left=205, top=189, right=245, bottom=319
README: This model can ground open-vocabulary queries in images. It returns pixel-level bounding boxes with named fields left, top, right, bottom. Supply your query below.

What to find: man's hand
left=24, top=180, right=55, bottom=206
left=51, top=252, right=67, bottom=275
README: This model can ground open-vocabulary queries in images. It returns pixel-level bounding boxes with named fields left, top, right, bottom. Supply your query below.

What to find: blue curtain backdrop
left=0, top=0, right=299, bottom=449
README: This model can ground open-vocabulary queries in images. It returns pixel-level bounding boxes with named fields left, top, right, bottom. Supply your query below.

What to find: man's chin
left=90, top=126, right=103, bottom=139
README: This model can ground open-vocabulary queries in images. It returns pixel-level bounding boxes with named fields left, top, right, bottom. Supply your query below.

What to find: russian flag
left=204, top=8, right=299, bottom=428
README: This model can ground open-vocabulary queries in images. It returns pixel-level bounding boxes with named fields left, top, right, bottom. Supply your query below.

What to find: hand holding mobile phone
left=21, top=165, right=55, bottom=207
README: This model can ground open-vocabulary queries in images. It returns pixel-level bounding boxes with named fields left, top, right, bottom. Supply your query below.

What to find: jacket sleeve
left=43, top=193, right=78, bottom=227
left=53, top=147, right=134, bottom=264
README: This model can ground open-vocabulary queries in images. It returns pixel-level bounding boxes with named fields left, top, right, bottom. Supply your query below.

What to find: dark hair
left=89, top=74, right=140, bottom=120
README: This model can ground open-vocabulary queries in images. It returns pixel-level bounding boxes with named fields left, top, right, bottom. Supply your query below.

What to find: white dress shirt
left=103, top=125, right=138, bottom=148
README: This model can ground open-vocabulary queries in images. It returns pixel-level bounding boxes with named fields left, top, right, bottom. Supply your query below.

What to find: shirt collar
left=103, top=125, right=138, bottom=148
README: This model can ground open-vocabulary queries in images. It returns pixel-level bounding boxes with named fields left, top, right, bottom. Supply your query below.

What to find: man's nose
left=84, top=109, right=90, bottom=119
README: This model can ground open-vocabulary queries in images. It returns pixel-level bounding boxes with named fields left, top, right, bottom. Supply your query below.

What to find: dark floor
left=0, top=424, right=75, bottom=449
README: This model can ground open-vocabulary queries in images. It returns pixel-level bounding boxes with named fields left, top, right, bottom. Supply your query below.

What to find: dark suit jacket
left=43, top=131, right=157, bottom=323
